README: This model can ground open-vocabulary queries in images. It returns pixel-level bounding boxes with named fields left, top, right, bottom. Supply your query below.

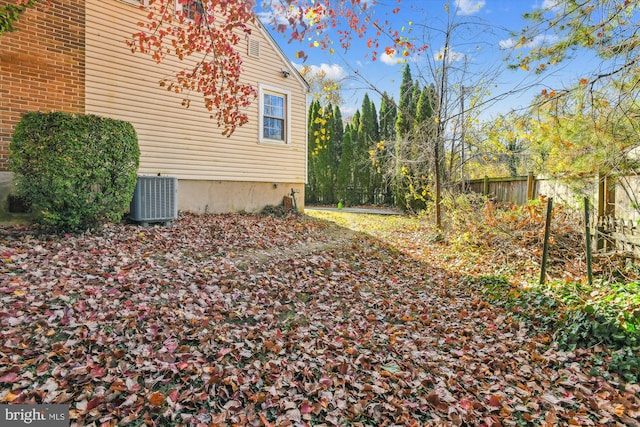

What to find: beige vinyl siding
left=85, top=0, right=307, bottom=183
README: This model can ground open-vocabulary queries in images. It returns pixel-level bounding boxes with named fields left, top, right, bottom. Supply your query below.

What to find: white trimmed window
left=259, top=84, right=290, bottom=144
left=175, top=0, right=205, bottom=21
left=122, top=0, right=148, bottom=6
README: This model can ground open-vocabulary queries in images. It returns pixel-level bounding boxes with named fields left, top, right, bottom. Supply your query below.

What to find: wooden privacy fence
left=466, top=173, right=536, bottom=206
left=592, top=215, right=640, bottom=257
left=467, top=173, right=640, bottom=258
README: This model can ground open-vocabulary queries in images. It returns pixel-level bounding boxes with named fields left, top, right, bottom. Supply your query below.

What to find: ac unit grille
left=130, top=176, right=178, bottom=224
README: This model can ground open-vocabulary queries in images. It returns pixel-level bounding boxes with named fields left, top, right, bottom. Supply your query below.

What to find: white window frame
left=259, top=84, right=291, bottom=145
left=121, top=0, right=148, bottom=6
left=175, top=0, right=205, bottom=21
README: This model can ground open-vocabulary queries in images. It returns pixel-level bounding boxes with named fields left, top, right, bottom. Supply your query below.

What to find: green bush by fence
left=9, top=111, right=140, bottom=231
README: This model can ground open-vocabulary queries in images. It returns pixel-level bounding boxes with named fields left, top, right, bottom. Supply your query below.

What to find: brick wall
left=0, top=0, right=86, bottom=171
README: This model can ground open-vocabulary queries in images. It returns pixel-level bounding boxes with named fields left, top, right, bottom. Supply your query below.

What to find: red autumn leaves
left=1, top=212, right=638, bottom=425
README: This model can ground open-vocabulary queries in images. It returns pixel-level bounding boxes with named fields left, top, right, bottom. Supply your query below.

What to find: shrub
left=9, top=111, right=140, bottom=231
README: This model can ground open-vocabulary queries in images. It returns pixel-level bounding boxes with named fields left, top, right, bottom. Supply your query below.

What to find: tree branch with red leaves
left=6, top=0, right=425, bottom=136
left=128, top=0, right=258, bottom=136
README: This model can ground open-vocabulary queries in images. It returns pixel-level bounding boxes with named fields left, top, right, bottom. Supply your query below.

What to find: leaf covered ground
left=1, top=211, right=639, bottom=426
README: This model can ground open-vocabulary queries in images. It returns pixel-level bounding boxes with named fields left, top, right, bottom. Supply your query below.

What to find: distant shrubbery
left=9, top=111, right=140, bottom=231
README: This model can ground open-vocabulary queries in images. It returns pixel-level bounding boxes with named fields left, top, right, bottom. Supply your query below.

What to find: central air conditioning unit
left=129, top=175, right=178, bottom=225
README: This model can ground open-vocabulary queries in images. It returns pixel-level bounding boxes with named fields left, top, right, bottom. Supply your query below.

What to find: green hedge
left=9, top=111, right=140, bottom=231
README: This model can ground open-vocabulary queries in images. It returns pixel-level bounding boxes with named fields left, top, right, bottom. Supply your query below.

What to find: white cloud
left=256, top=4, right=308, bottom=27
left=256, top=10, right=288, bottom=27
left=433, top=47, right=464, bottom=63
left=455, top=0, right=485, bottom=16
left=498, top=38, right=517, bottom=49
left=340, top=105, right=357, bottom=117
left=498, top=34, right=558, bottom=50
left=380, top=52, right=400, bottom=65
left=293, top=62, right=348, bottom=81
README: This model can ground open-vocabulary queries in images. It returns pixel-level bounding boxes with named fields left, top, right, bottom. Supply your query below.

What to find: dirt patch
left=233, top=217, right=361, bottom=267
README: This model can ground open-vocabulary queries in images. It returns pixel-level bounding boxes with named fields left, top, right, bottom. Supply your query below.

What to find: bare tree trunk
left=433, top=23, right=451, bottom=230
left=434, top=136, right=442, bottom=229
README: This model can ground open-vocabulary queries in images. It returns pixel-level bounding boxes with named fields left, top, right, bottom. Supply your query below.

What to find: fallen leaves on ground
left=1, top=212, right=639, bottom=426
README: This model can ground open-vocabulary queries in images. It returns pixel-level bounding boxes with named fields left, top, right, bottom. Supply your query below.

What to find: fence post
left=610, top=176, right=618, bottom=251
left=483, top=176, right=489, bottom=197
left=584, top=197, right=593, bottom=286
left=540, top=197, right=553, bottom=285
left=526, top=171, right=534, bottom=201
left=603, top=175, right=616, bottom=251
left=597, top=174, right=605, bottom=250
left=605, top=175, right=616, bottom=217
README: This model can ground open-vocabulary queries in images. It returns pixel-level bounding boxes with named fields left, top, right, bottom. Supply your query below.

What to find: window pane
left=185, top=0, right=205, bottom=20
left=261, top=91, right=286, bottom=142
left=264, top=94, right=284, bottom=119
left=263, top=117, right=284, bottom=140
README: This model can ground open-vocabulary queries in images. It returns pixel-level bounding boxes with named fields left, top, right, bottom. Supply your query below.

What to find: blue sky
left=258, top=0, right=594, bottom=121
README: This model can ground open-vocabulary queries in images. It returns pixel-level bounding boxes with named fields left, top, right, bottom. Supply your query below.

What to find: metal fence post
left=540, top=197, right=553, bottom=285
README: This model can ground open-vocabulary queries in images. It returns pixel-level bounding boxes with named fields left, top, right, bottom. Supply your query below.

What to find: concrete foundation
left=177, top=179, right=305, bottom=214
left=0, top=172, right=305, bottom=223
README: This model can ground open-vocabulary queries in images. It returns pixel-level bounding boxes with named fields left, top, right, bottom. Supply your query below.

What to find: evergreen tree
left=378, top=93, right=397, bottom=204
left=395, top=63, right=414, bottom=141
left=356, top=94, right=379, bottom=203
left=407, top=81, right=423, bottom=158
left=336, top=128, right=354, bottom=205
left=358, top=94, right=378, bottom=144
left=393, top=64, right=420, bottom=208
left=351, top=109, right=364, bottom=204
left=331, top=105, right=344, bottom=172
left=370, top=101, right=380, bottom=144
left=306, top=99, right=322, bottom=203
left=392, top=66, right=440, bottom=211
left=379, top=93, right=397, bottom=142
left=351, top=110, right=361, bottom=133
left=369, top=100, right=383, bottom=203
left=415, top=85, right=435, bottom=127
left=307, top=102, right=336, bottom=204
left=413, top=85, right=436, bottom=158
left=318, top=104, right=336, bottom=203
left=397, top=83, right=437, bottom=211
left=409, top=81, right=420, bottom=126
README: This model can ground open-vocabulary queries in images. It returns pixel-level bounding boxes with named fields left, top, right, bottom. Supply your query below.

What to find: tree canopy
left=4, top=0, right=425, bottom=135
left=510, top=0, right=639, bottom=93
left=496, top=0, right=640, bottom=181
